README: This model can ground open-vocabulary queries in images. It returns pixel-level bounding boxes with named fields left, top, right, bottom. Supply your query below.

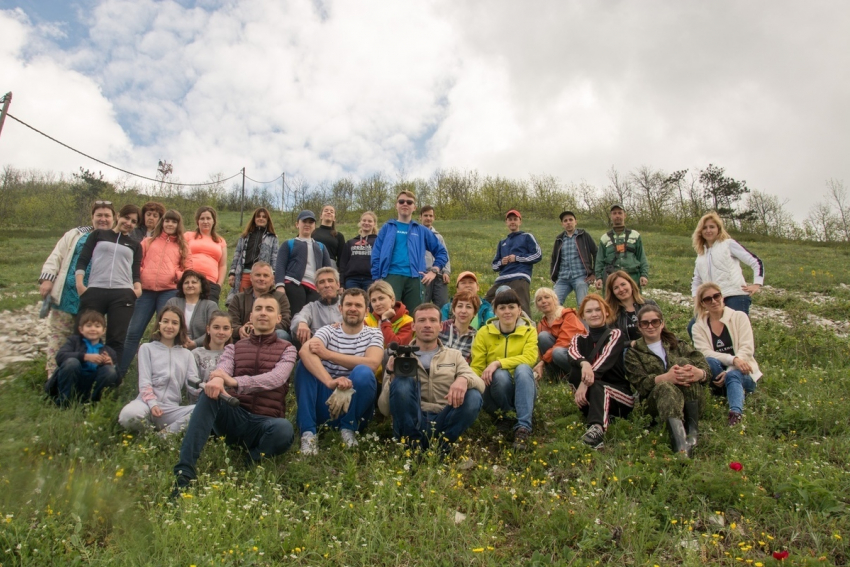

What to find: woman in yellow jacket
left=470, top=289, right=539, bottom=450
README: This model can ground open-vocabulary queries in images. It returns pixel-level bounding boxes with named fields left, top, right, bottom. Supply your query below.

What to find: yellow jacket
left=470, top=316, right=538, bottom=375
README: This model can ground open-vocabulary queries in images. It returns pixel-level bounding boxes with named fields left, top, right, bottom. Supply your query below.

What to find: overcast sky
left=1, top=0, right=848, bottom=220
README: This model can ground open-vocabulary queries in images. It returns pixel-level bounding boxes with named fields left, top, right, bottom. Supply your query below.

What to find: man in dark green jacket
left=594, top=204, right=649, bottom=291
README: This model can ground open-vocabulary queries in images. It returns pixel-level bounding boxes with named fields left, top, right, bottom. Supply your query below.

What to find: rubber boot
left=666, top=418, right=689, bottom=456
left=683, top=400, right=699, bottom=458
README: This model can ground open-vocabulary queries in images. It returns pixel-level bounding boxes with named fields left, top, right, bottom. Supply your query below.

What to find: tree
left=72, top=168, right=116, bottom=224
left=742, top=190, right=796, bottom=238
left=606, top=166, right=633, bottom=211
left=825, top=179, right=850, bottom=242
left=356, top=173, right=390, bottom=213
left=330, top=178, right=356, bottom=222
left=698, top=164, right=750, bottom=222
left=630, top=165, right=673, bottom=224
left=804, top=202, right=839, bottom=242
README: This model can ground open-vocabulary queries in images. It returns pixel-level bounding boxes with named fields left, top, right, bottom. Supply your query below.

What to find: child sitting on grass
left=189, top=310, right=233, bottom=403
left=44, top=310, right=120, bottom=406
left=118, top=306, right=198, bottom=433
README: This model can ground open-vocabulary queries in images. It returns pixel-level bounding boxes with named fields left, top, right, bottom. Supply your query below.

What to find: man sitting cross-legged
left=295, top=288, right=383, bottom=455
left=172, top=294, right=296, bottom=495
left=378, top=303, right=484, bottom=453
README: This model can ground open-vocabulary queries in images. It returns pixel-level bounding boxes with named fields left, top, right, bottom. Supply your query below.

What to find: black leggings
left=568, top=366, right=633, bottom=430
left=284, top=283, right=319, bottom=319
left=78, top=287, right=137, bottom=368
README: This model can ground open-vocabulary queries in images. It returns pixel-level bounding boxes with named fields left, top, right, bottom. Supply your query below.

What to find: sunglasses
left=638, top=318, right=663, bottom=329
left=94, top=200, right=113, bottom=205
left=397, top=199, right=415, bottom=206
left=701, top=292, right=723, bottom=305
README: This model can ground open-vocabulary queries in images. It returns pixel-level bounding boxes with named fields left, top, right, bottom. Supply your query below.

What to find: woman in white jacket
left=692, top=283, right=762, bottom=427
left=118, top=306, right=197, bottom=433
left=691, top=211, right=764, bottom=315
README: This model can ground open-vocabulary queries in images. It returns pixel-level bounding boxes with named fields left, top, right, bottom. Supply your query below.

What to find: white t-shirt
left=313, top=324, right=383, bottom=378
left=647, top=340, right=667, bottom=368
left=297, top=237, right=317, bottom=285
left=183, top=302, right=197, bottom=331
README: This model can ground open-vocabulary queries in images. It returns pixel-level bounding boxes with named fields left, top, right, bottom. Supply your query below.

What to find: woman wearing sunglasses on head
left=692, top=282, right=762, bottom=427
left=624, top=305, right=709, bottom=457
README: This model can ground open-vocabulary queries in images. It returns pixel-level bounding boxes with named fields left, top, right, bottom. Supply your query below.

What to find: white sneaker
left=300, top=432, right=318, bottom=456
left=340, top=429, right=358, bottom=448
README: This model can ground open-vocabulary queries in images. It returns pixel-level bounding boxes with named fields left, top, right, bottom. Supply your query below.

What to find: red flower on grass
left=729, top=462, right=743, bottom=472
left=772, top=550, right=789, bottom=560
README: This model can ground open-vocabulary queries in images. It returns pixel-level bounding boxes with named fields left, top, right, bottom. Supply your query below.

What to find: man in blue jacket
left=371, top=191, right=449, bottom=310
left=484, top=210, right=542, bottom=316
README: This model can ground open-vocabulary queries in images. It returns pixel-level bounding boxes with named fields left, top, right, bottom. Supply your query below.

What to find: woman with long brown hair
left=226, top=207, right=279, bottom=304
left=313, top=204, right=346, bottom=267
left=604, top=270, right=657, bottom=349
left=119, top=209, right=192, bottom=376
left=185, top=206, right=227, bottom=303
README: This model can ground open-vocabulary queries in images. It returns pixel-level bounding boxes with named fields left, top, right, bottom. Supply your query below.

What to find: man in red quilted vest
left=172, top=294, right=297, bottom=495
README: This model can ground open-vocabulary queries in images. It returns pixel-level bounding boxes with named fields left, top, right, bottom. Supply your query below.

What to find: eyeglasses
left=701, top=292, right=723, bottom=305
left=397, top=199, right=415, bottom=206
left=638, top=318, right=663, bottom=329
left=94, top=200, right=113, bottom=205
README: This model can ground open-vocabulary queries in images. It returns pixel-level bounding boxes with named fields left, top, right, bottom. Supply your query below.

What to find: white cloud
left=1, top=0, right=848, bottom=219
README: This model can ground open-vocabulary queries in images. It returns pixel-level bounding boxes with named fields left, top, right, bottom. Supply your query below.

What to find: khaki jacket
left=378, top=341, right=485, bottom=416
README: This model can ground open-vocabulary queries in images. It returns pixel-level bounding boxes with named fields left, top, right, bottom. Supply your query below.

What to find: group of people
left=37, top=192, right=766, bottom=496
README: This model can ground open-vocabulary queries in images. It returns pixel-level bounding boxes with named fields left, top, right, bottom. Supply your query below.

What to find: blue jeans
left=174, top=392, right=294, bottom=482
left=344, top=277, right=373, bottom=292
left=53, top=358, right=119, bottom=405
left=538, top=331, right=572, bottom=373
left=554, top=275, right=590, bottom=306
left=294, top=362, right=377, bottom=435
left=482, top=364, right=537, bottom=431
left=388, top=375, right=483, bottom=449
left=119, top=288, right=178, bottom=376
left=687, top=294, right=752, bottom=338
left=707, top=357, right=757, bottom=414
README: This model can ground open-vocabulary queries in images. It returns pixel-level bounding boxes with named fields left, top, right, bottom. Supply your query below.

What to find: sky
left=1, top=0, right=848, bottom=220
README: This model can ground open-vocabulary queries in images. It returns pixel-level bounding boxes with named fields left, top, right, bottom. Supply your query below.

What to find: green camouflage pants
left=646, top=381, right=705, bottom=421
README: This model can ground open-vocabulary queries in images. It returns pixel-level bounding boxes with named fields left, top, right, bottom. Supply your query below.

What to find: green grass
left=1, top=218, right=849, bottom=566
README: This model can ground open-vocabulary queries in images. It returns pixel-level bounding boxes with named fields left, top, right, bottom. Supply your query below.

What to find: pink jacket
left=140, top=233, right=190, bottom=291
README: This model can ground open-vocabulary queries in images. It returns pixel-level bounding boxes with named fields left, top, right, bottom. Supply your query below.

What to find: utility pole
left=0, top=92, right=12, bottom=140
left=157, top=160, right=173, bottom=195
left=239, top=167, right=246, bottom=226
left=281, top=172, right=286, bottom=213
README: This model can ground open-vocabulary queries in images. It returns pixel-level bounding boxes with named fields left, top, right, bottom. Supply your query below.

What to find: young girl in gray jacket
left=118, top=307, right=198, bottom=433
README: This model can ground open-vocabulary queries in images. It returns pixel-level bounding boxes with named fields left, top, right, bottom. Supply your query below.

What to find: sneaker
left=728, top=411, right=742, bottom=427
left=581, top=424, right=605, bottom=449
left=169, top=473, right=191, bottom=500
left=300, top=432, right=318, bottom=456
left=512, top=427, right=532, bottom=451
left=340, top=429, right=358, bottom=448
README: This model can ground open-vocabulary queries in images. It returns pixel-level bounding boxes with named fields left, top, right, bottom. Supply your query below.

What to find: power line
left=5, top=112, right=243, bottom=187
left=245, top=172, right=284, bottom=184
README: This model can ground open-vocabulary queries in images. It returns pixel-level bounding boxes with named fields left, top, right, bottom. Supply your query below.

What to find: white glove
left=326, top=388, right=356, bottom=420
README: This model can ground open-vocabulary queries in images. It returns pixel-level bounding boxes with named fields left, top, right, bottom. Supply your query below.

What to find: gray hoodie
left=136, top=341, right=198, bottom=409
left=290, top=297, right=342, bottom=334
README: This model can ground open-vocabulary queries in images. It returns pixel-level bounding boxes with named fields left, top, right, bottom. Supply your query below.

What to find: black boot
left=666, top=418, right=689, bottom=456
left=683, top=400, right=699, bottom=458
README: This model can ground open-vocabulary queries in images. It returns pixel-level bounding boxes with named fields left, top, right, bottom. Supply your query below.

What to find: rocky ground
left=0, top=286, right=847, bottom=382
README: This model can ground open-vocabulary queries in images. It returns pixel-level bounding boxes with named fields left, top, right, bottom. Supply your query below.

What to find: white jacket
left=39, top=226, right=93, bottom=306
left=692, top=306, right=762, bottom=381
left=692, top=238, right=764, bottom=298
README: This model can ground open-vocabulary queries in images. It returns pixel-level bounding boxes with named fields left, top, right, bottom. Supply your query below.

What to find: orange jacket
left=140, top=233, right=190, bottom=291
left=537, top=308, right=585, bottom=364
left=365, top=301, right=413, bottom=346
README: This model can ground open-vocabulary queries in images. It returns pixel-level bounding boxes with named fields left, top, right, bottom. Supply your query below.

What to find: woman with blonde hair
left=365, top=280, right=413, bottom=346
left=339, top=211, right=379, bottom=291
left=533, top=287, right=585, bottom=381
left=604, top=270, right=657, bottom=348
left=692, top=282, right=762, bottom=426
left=691, top=211, right=764, bottom=315
left=227, top=207, right=279, bottom=303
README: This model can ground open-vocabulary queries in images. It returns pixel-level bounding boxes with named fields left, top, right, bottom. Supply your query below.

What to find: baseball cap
left=505, top=209, right=522, bottom=219
left=297, top=210, right=316, bottom=222
left=609, top=204, right=624, bottom=212
left=559, top=211, right=576, bottom=221
left=456, top=271, right=478, bottom=284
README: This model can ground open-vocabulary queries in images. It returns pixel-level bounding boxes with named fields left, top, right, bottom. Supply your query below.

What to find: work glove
left=326, top=388, right=356, bottom=420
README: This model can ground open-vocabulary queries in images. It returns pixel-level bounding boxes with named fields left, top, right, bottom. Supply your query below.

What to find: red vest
left=230, top=332, right=292, bottom=418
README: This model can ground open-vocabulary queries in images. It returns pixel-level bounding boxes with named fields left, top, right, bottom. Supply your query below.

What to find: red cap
left=505, top=209, right=522, bottom=220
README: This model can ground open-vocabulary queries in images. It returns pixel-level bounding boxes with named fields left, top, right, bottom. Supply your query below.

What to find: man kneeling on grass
left=172, top=294, right=297, bottom=496
left=378, top=303, right=484, bottom=454
left=295, top=288, right=383, bottom=455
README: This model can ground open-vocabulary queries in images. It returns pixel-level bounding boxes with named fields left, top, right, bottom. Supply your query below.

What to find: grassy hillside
left=1, top=216, right=849, bottom=566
